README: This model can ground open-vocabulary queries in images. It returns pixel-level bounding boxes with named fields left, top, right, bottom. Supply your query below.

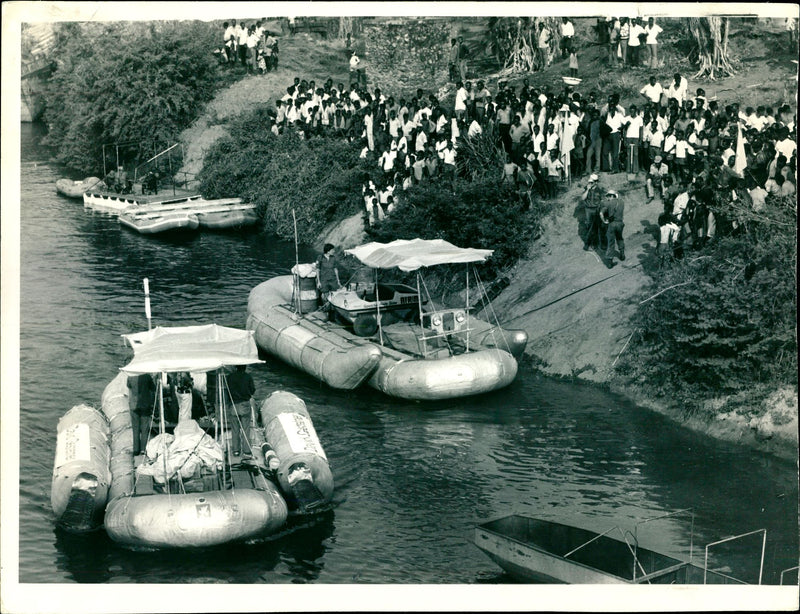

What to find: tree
left=686, top=17, right=735, bottom=80
left=487, top=17, right=561, bottom=72
left=43, top=21, right=223, bottom=173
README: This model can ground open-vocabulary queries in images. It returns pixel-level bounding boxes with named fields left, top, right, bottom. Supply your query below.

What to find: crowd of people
left=218, top=19, right=279, bottom=74
left=255, top=17, right=795, bottom=266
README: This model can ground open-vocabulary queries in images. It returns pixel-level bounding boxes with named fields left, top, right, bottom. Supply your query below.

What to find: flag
left=734, top=121, right=747, bottom=177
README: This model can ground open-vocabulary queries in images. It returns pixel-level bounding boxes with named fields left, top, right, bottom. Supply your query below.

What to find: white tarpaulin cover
left=121, top=324, right=263, bottom=374
left=345, top=239, right=493, bottom=271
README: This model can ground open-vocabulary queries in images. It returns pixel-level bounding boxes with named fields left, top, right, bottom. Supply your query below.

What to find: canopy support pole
left=375, top=268, right=384, bottom=346
left=157, top=374, right=171, bottom=499
left=416, top=272, right=426, bottom=357
left=465, top=264, right=470, bottom=353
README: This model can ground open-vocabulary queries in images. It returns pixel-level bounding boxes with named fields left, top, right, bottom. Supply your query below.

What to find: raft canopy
left=345, top=239, right=493, bottom=272
left=120, top=324, right=263, bottom=374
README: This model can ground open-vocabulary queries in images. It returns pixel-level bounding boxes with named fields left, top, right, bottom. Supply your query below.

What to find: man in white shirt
left=627, top=17, right=644, bottom=67
left=605, top=107, right=624, bottom=173
left=223, top=21, right=236, bottom=63
left=237, top=23, right=249, bottom=68
left=640, top=75, right=663, bottom=105
left=442, top=143, right=457, bottom=180
left=644, top=17, right=663, bottom=69
left=468, top=118, right=482, bottom=138
left=623, top=105, right=644, bottom=173
left=537, top=22, right=551, bottom=68
left=560, top=18, right=574, bottom=58
left=665, top=73, right=688, bottom=105
left=454, top=81, right=469, bottom=121
left=775, top=128, right=796, bottom=161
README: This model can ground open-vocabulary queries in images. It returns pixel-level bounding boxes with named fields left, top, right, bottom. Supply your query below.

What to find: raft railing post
left=157, top=373, right=170, bottom=499
left=465, top=264, right=470, bottom=353
left=168, top=148, right=175, bottom=196
left=416, top=272, right=426, bottom=357
left=375, top=268, right=383, bottom=346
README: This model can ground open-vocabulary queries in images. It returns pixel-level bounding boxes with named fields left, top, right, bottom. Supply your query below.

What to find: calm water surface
left=15, top=123, right=798, bottom=585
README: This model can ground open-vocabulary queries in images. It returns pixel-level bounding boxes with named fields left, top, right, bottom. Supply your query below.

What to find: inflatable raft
left=52, top=323, right=333, bottom=549
left=119, top=210, right=200, bottom=234
left=247, top=239, right=528, bottom=401
left=56, top=177, right=104, bottom=199
left=247, top=276, right=383, bottom=390
left=51, top=404, right=111, bottom=532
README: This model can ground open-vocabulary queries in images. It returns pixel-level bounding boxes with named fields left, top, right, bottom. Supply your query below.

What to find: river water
left=12, top=123, right=798, bottom=589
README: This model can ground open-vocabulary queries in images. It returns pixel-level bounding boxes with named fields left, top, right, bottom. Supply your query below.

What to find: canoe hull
left=473, top=515, right=751, bottom=585
left=104, top=486, right=288, bottom=549
left=247, top=277, right=382, bottom=390
left=369, top=348, right=518, bottom=400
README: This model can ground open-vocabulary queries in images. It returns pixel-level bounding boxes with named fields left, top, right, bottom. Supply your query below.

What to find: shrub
left=619, top=194, right=797, bottom=409
left=197, top=120, right=366, bottom=238
left=365, top=177, right=547, bottom=281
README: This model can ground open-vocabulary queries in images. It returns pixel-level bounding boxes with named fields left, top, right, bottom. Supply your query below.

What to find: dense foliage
left=363, top=20, right=449, bottom=98
left=620, top=195, right=797, bottom=410
left=197, top=115, right=366, bottom=238
left=366, top=178, right=545, bottom=281
left=43, top=21, right=225, bottom=173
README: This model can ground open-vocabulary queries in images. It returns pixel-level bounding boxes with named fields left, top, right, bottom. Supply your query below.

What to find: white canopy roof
left=120, top=324, right=263, bottom=374
left=345, top=239, right=493, bottom=271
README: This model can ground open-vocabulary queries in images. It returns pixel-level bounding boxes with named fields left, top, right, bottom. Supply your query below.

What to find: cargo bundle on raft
left=52, top=321, right=333, bottom=549
left=247, top=239, right=528, bottom=401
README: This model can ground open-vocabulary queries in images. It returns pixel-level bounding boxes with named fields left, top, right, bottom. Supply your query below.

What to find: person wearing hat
left=600, top=189, right=625, bottom=267
left=646, top=154, right=669, bottom=202
left=581, top=173, right=603, bottom=251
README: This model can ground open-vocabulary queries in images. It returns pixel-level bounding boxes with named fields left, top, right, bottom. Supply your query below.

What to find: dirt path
left=491, top=172, right=658, bottom=383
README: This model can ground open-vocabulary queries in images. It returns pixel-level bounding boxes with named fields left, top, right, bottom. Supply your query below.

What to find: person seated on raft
left=113, top=166, right=133, bottom=194
left=141, top=170, right=159, bottom=195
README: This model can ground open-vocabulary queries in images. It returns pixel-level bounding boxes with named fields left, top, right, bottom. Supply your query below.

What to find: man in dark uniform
left=581, top=173, right=603, bottom=251
left=600, top=189, right=625, bottom=267
left=316, top=243, right=342, bottom=317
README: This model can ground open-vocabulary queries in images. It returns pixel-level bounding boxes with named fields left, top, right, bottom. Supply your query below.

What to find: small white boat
left=474, top=513, right=766, bottom=585
left=56, top=177, right=104, bottom=199
left=119, top=210, right=200, bottom=234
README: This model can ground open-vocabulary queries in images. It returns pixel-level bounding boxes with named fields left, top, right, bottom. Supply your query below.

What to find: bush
left=619, top=194, right=797, bottom=409
left=198, top=120, right=366, bottom=238
left=365, top=177, right=547, bottom=281
left=43, top=21, right=227, bottom=173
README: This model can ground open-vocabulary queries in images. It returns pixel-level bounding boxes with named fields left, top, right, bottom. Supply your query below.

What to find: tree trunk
left=688, top=17, right=735, bottom=80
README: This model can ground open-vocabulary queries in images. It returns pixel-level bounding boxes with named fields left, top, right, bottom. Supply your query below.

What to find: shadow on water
left=53, top=511, right=335, bottom=584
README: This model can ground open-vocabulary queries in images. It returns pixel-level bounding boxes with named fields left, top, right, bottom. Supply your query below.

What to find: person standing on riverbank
left=581, top=173, right=602, bottom=251
left=600, top=190, right=625, bottom=266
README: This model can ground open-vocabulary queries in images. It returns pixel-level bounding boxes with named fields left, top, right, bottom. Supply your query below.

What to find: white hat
left=589, top=173, right=599, bottom=182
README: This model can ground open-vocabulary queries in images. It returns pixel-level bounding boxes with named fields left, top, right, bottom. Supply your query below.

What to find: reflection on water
left=15, top=123, right=798, bottom=585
